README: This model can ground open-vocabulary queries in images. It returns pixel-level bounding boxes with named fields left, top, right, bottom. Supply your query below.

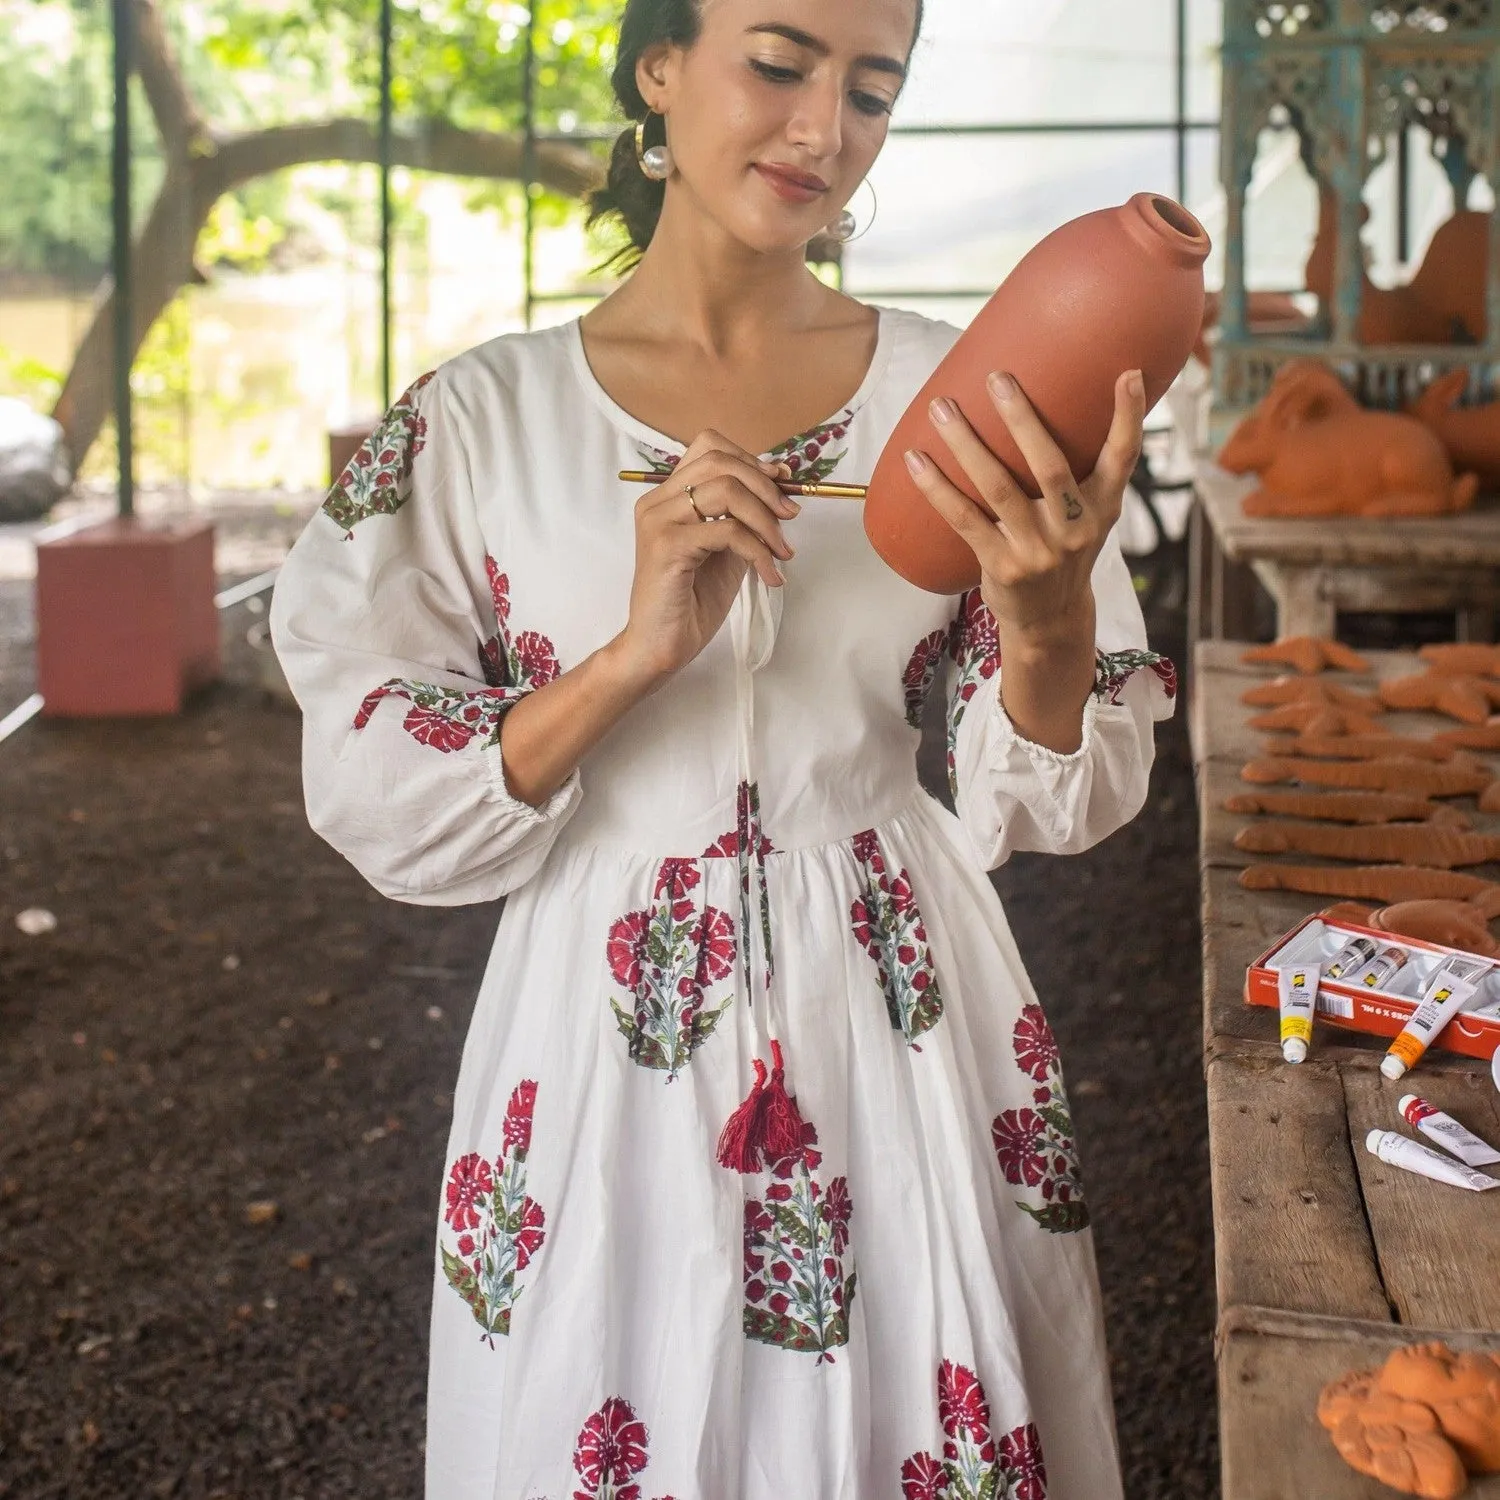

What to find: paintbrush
left=617, top=469, right=868, bottom=499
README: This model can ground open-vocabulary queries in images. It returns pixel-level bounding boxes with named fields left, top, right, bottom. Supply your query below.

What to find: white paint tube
left=1276, top=963, right=1319, bottom=1064
left=1398, top=1095, right=1500, bottom=1169
left=1379, top=957, right=1491, bottom=1081
left=1365, top=1130, right=1500, bottom=1192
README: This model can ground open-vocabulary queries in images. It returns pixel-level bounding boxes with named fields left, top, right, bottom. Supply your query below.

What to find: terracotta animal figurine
left=1369, top=900, right=1500, bottom=959
left=864, top=192, right=1209, bottom=592
left=1218, top=361, right=1477, bottom=519
left=1304, top=190, right=1489, bottom=346
left=1410, top=370, right=1500, bottom=487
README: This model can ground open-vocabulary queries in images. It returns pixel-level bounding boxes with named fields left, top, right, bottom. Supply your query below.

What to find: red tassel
left=715, top=1056, right=769, bottom=1172
left=760, top=1038, right=807, bottom=1164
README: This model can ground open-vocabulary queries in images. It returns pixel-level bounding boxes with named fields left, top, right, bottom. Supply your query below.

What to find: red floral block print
left=703, top=779, right=775, bottom=1002
left=479, top=557, right=562, bottom=693
left=321, top=370, right=435, bottom=537
left=849, top=828, right=945, bottom=1047
left=352, top=677, right=519, bottom=751
left=944, top=589, right=1001, bottom=799
left=608, top=859, right=737, bottom=1079
left=438, top=1078, right=545, bottom=1345
left=992, top=1004, right=1089, bottom=1234
left=562, top=1395, right=677, bottom=1500
left=636, top=411, right=854, bottom=487
left=742, top=1119, right=856, bottom=1363
left=1092, top=647, right=1178, bottom=706
left=903, top=628, right=951, bottom=730
left=901, top=1361, right=1048, bottom=1500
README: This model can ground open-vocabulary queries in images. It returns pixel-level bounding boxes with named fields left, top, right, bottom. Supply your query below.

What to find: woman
left=270, top=0, right=1175, bottom=1494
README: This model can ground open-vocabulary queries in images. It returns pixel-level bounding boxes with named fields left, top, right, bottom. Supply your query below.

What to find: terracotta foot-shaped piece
left=1224, top=790, right=1471, bottom=826
left=1318, top=1368, right=1469, bottom=1499
left=1239, top=757, right=1492, bottom=798
left=1241, top=637, right=1372, bottom=675
left=1242, top=677, right=1384, bottom=712
left=1239, top=864, right=1500, bottom=906
left=1232, top=821, right=1500, bottom=868
left=1381, top=1344, right=1500, bottom=1473
left=1419, top=644, right=1500, bottom=678
left=1259, top=733, right=1455, bottom=763
left=1248, top=705, right=1384, bottom=736
left=1381, top=671, right=1500, bottom=726
left=1369, top=901, right=1500, bottom=958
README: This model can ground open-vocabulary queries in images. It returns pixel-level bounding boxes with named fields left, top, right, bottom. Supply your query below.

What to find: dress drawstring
left=714, top=570, right=807, bottom=1173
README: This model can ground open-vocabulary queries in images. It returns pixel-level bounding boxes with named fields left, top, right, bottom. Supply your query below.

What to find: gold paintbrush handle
left=616, top=469, right=867, bottom=499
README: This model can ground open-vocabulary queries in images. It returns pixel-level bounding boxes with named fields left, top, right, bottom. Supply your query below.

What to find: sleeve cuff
left=990, top=684, right=1102, bottom=765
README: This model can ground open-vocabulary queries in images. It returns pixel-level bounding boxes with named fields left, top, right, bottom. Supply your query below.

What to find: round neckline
left=565, top=306, right=899, bottom=460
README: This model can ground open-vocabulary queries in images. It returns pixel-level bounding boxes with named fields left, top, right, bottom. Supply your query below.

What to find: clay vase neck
left=865, top=192, right=1210, bottom=594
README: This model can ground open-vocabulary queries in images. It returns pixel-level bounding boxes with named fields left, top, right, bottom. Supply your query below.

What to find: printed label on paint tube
left=1380, top=970, right=1482, bottom=1081
left=1399, top=1095, right=1500, bottom=1168
left=1355, top=945, right=1409, bottom=991
left=1276, top=963, right=1319, bottom=1064
left=1365, top=1130, right=1500, bottom=1193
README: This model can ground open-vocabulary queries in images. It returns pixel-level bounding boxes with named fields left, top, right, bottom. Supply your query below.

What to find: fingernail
left=988, top=371, right=1017, bottom=401
left=782, top=497, right=802, bottom=515
left=1128, top=369, right=1145, bottom=399
left=904, top=449, right=927, bottom=477
left=929, top=398, right=952, bottom=425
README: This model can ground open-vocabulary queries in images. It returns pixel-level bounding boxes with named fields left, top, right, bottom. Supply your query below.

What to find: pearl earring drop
left=827, top=209, right=857, bottom=243
left=634, top=115, right=673, bottom=181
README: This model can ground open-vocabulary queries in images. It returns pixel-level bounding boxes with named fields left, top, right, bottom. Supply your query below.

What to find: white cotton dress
left=269, top=305, right=1176, bottom=1500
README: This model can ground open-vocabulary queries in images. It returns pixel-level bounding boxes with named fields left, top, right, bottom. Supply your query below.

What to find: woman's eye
left=750, top=59, right=801, bottom=83
left=851, top=91, right=893, bottom=118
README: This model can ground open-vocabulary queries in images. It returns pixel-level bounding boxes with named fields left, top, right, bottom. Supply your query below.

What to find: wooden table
left=1193, top=463, right=1500, bottom=641
left=1191, top=639, right=1500, bottom=1499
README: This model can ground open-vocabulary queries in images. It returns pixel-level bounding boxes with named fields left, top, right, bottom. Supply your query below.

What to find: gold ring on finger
left=685, top=482, right=711, bottom=523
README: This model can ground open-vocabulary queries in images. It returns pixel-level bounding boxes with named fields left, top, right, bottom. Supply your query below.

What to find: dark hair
left=587, top=0, right=924, bottom=271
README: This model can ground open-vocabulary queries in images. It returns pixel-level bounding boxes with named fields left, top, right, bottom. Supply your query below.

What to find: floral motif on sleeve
left=480, top=556, right=562, bottom=692
left=568, top=1395, right=676, bottom=1500
left=945, top=589, right=1000, bottom=799
left=900, top=1361, right=1048, bottom=1500
left=849, top=828, right=944, bottom=1048
left=321, top=370, right=436, bottom=538
left=742, top=1118, right=856, bottom=1364
left=1092, top=647, right=1177, bottom=705
left=353, top=679, right=518, bottom=750
left=608, top=859, right=736, bottom=1080
left=991, top=1004, right=1089, bottom=1233
left=438, top=1079, right=545, bottom=1345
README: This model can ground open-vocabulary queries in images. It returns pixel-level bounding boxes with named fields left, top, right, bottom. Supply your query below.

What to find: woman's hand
left=904, top=368, right=1146, bottom=646
left=609, top=430, right=799, bottom=691
left=902, top=369, right=1146, bottom=752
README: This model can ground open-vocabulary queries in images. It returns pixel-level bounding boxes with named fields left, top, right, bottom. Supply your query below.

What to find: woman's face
left=642, top=0, right=919, bottom=253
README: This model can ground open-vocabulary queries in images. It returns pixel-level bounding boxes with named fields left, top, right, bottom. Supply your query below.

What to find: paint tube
left=1276, top=963, right=1319, bottom=1064
left=1379, top=956, right=1491, bottom=1081
left=1324, top=935, right=1377, bottom=981
left=1398, top=1095, right=1500, bottom=1168
left=1365, top=1130, right=1500, bottom=1192
left=1352, top=944, right=1409, bottom=991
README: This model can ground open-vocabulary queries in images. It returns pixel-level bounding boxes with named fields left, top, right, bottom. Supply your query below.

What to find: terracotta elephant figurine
left=1218, top=360, right=1478, bottom=518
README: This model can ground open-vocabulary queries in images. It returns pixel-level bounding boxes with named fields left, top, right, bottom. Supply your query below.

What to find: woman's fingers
left=692, top=516, right=787, bottom=588
left=984, top=372, right=1091, bottom=531
left=902, top=448, right=1011, bottom=573
left=1084, top=370, right=1147, bottom=529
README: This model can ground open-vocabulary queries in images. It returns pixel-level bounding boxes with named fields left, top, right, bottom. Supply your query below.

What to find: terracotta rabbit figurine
left=1218, top=361, right=1478, bottom=518
left=1409, top=368, right=1500, bottom=487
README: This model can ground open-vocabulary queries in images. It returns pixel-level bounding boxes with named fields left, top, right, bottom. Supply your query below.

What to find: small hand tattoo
left=1062, top=491, right=1084, bottom=520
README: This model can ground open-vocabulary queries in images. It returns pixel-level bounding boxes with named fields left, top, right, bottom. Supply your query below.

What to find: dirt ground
left=0, top=548, right=1215, bottom=1499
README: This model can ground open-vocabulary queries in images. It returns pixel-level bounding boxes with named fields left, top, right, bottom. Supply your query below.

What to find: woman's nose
left=787, top=78, right=844, bottom=161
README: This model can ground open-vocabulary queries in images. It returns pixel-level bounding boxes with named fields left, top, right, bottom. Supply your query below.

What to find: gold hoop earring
left=635, top=112, right=672, bottom=181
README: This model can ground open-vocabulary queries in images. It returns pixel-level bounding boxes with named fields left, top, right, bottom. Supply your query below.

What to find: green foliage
left=0, top=0, right=626, bottom=281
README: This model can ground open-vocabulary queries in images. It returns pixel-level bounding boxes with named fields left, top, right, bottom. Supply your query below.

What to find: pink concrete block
left=35, top=516, right=219, bottom=717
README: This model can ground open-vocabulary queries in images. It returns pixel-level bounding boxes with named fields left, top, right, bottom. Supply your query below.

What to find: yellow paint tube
left=1276, top=963, right=1319, bottom=1064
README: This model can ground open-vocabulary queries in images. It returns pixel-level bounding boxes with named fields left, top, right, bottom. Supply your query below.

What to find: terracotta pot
left=864, top=193, right=1210, bottom=593
left=1217, top=360, right=1476, bottom=519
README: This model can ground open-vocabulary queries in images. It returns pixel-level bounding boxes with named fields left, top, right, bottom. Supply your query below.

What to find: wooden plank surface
left=1218, top=1307, right=1500, bottom=1500
left=1196, top=462, right=1500, bottom=569
left=1205, top=1051, right=1392, bottom=1323
left=1343, top=1067, right=1500, bottom=1330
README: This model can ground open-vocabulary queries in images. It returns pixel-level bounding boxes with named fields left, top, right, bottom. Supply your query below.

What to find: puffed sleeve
left=268, top=367, right=582, bottom=905
left=943, top=528, right=1176, bottom=871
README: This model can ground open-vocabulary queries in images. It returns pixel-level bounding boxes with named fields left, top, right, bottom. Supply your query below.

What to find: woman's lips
left=753, top=164, right=827, bottom=204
